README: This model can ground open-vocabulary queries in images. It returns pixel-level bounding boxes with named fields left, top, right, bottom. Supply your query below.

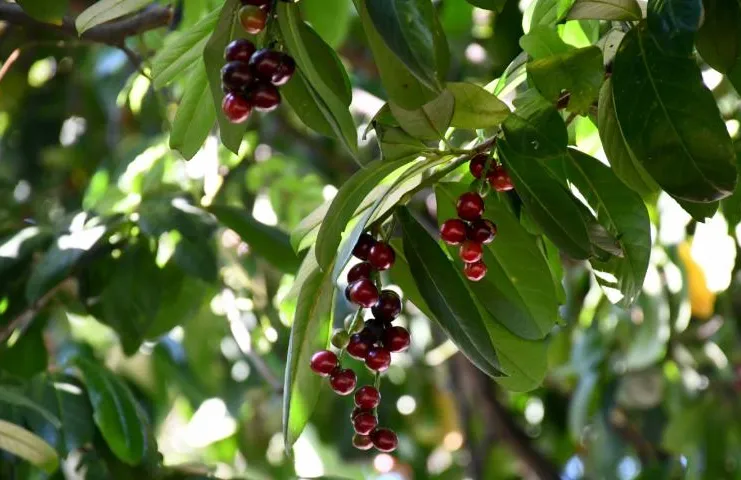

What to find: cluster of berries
left=469, top=152, right=514, bottom=192
left=309, top=233, right=410, bottom=453
left=220, top=1, right=296, bottom=124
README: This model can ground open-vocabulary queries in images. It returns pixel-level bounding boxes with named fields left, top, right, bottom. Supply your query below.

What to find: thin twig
left=0, top=47, right=21, bottom=84
left=0, top=278, right=73, bottom=345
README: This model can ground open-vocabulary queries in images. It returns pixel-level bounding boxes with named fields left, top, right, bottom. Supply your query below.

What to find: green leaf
left=0, top=419, right=58, bottom=473
left=695, top=0, right=741, bottom=73
left=596, top=79, right=659, bottom=197
left=526, top=46, right=603, bottom=115
left=208, top=205, right=299, bottom=274
left=171, top=235, right=218, bottom=283
left=299, top=0, right=351, bottom=48
left=465, top=0, right=506, bottom=11
left=278, top=3, right=357, bottom=154
left=351, top=0, right=437, bottom=109
left=387, top=239, right=434, bottom=318
left=75, top=0, right=150, bottom=34
left=138, top=197, right=215, bottom=240
left=447, top=82, right=510, bottom=129
left=530, top=0, right=575, bottom=26
left=375, top=126, right=427, bottom=161
left=170, top=62, right=216, bottom=160
left=282, top=70, right=336, bottom=138
left=0, top=227, right=51, bottom=274
left=436, top=184, right=560, bottom=339
left=26, top=222, right=108, bottom=302
left=519, top=26, right=573, bottom=59
left=502, top=90, right=568, bottom=158
left=396, top=207, right=503, bottom=378
left=612, top=25, right=737, bottom=202
left=315, top=158, right=416, bottom=270
left=282, top=267, right=334, bottom=450
left=647, top=0, right=702, bottom=39
left=497, top=140, right=592, bottom=259
left=203, top=0, right=247, bottom=154
left=146, top=277, right=205, bottom=339
left=151, top=7, right=220, bottom=88
left=26, top=374, right=94, bottom=456
left=566, top=0, right=642, bottom=20
left=365, top=0, right=446, bottom=91
left=390, top=90, right=454, bottom=141
left=0, top=315, right=47, bottom=378
left=75, top=357, right=149, bottom=465
left=17, top=0, right=68, bottom=23
left=0, top=387, right=61, bottom=428
left=722, top=153, right=741, bottom=227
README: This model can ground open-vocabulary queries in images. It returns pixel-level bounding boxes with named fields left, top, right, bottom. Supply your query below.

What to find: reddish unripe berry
left=347, top=279, right=379, bottom=308
left=352, top=233, right=376, bottom=260
left=469, top=153, right=490, bottom=179
left=372, top=290, right=402, bottom=322
left=347, top=333, right=372, bottom=360
left=467, top=219, right=497, bottom=244
left=251, top=82, right=281, bottom=111
left=368, top=242, right=395, bottom=270
left=224, top=39, right=257, bottom=62
left=309, top=350, right=338, bottom=376
left=459, top=241, right=483, bottom=264
left=241, top=0, right=271, bottom=8
left=221, top=61, right=254, bottom=93
left=488, top=165, right=514, bottom=192
left=371, top=428, right=398, bottom=453
left=365, top=347, right=392, bottom=372
left=383, top=326, right=410, bottom=353
left=440, top=218, right=468, bottom=245
left=352, top=434, right=374, bottom=450
left=329, top=368, right=356, bottom=395
left=353, top=412, right=378, bottom=435
left=464, top=261, right=488, bottom=282
left=222, top=93, right=252, bottom=123
left=354, top=386, right=381, bottom=409
left=457, top=192, right=485, bottom=221
left=347, top=262, right=373, bottom=283
left=238, top=5, right=267, bottom=34
left=271, top=54, right=296, bottom=86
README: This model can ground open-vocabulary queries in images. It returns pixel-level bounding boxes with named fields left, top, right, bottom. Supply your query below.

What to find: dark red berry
left=469, top=153, right=490, bottom=179
left=368, top=242, right=395, bottom=271
left=221, top=61, right=254, bottom=93
left=347, top=333, right=372, bottom=360
left=383, top=326, right=410, bottom=353
left=352, top=233, right=376, bottom=261
left=353, top=412, right=378, bottom=435
left=459, top=240, right=483, bottom=264
left=251, top=82, right=281, bottom=112
left=347, top=279, right=379, bottom=308
left=457, top=192, right=485, bottom=221
left=351, top=407, right=372, bottom=420
left=309, top=350, right=338, bottom=376
left=372, top=290, right=402, bottom=322
left=347, top=262, right=373, bottom=283
left=440, top=218, right=468, bottom=245
left=365, top=347, right=391, bottom=372
left=362, top=319, right=386, bottom=342
left=329, top=368, right=357, bottom=395
left=271, top=54, right=296, bottom=86
left=239, top=5, right=267, bottom=34
left=464, top=261, right=487, bottom=281
left=467, top=219, right=497, bottom=244
left=352, top=434, right=373, bottom=450
left=371, top=428, right=398, bottom=453
left=241, top=0, right=271, bottom=8
left=222, top=93, right=252, bottom=124
left=249, top=49, right=282, bottom=80
left=224, top=39, right=256, bottom=62
left=354, top=386, right=381, bottom=409
left=488, top=165, right=514, bottom=192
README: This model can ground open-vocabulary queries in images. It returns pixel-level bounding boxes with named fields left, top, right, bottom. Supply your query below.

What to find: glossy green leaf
left=300, top=0, right=351, bottom=47
left=695, top=0, right=741, bottom=73
left=388, top=239, right=434, bottom=319
left=375, top=126, right=427, bottom=161
left=722, top=153, right=741, bottom=227
left=0, top=388, right=61, bottom=428
left=0, top=316, right=47, bottom=378
left=566, top=0, right=642, bottom=20
left=75, top=0, right=149, bottom=34
left=0, top=419, right=58, bottom=473
left=390, top=90, right=454, bottom=141
left=519, top=27, right=572, bottom=59
left=498, top=140, right=592, bottom=259
left=75, top=357, right=149, bottom=465
left=530, top=0, right=575, bottom=26
left=17, top=0, right=68, bottom=22
left=282, top=266, right=334, bottom=449
left=526, top=46, right=603, bottom=114
left=502, top=91, right=568, bottom=158
left=612, top=25, right=737, bottom=202
left=647, top=0, right=702, bottom=44
left=208, top=205, right=299, bottom=274
left=282, top=70, right=335, bottom=138
left=396, top=207, right=503, bottom=378
left=170, top=62, right=215, bottom=160
left=447, top=82, right=510, bottom=129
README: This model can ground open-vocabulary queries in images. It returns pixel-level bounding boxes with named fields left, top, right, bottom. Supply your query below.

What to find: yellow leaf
left=678, top=242, right=715, bottom=320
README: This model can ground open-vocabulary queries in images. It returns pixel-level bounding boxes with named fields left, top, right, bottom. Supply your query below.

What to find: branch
left=0, top=2, right=173, bottom=46
left=0, top=278, right=74, bottom=345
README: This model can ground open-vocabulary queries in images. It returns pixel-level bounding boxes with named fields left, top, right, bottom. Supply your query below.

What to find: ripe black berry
left=347, top=279, right=379, bottom=308
left=365, top=347, right=391, bottom=372
left=457, top=192, right=485, bottom=221
left=347, top=262, right=373, bottom=283
left=467, top=219, right=497, bottom=244
left=271, top=54, right=296, bottom=86
left=362, top=319, right=386, bottom=342
left=354, top=386, right=381, bottom=409
left=222, top=93, right=252, bottom=124
left=309, top=350, right=338, bottom=376
left=221, top=61, right=254, bottom=93
left=329, top=368, right=357, bottom=395
left=464, top=261, right=487, bottom=281
left=352, top=233, right=376, bottom=261
left=251, top=82, right=281, bottom=111
left=368, top=242, right=395, bottom=271
left=353, top=412, right=378, bottom=435
left=459, top=240, right=483, bottom=264
left=383, top=326, right=410, bottom=353
left=371, top=428, right=398, bottom=452
left=372, top=290, right=401, bottom=322
left=440, top=218, right=467, bottom=245
left=224, top=39, right=256, bottom=62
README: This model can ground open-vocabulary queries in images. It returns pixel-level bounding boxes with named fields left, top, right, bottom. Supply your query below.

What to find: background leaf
left=17, top=0, right=68, bottom=23
left=169, top=62, right=215, bottom=160
left=447, top=82, right=510, bottom=129
left=75, top=0, right=150, bottom=34
left=0, top=419, right=58, bottom=473
left=502, top=91, right=568, bottom=158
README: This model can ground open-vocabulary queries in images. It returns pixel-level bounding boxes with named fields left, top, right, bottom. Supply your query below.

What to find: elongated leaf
left=0, top=388, right=60, bottom=428
left=75, top=0, right=150, bottom=34
left=315, top=158, right=416, bottom=270
left=282, top=69, right=335, bottom=138
left=695, top=0, right=741, bottom=73
left=0, top=419, right=58, bottom=473
left=498, top=140, right=592, bottom=259
left=170, top=62, right=215, bottom=160
left=530, top=0, right=575, bottom=27
left=17, top=0, right=68, bottom=22
left=151, top=8, right=219, bottom=88
left=208, top=205, right=299, bottom=274
left=447, top=82, right=510, bottom=129
left=375, top=126, right=427, bottom=161
left=502, top=91, right=568, bottom=158
left=388, top=239, right=434, bottom=318
left=299, top=0, right=351, bottom=47
left=612, top=25, right=737, bottom=202
left=390, top=90, right=454, bottom=141
left=396, top=207, right=503, bottom=377
left=567, top=0, right=642, bottom=20
left=282, top=267, right=335, bottom=449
